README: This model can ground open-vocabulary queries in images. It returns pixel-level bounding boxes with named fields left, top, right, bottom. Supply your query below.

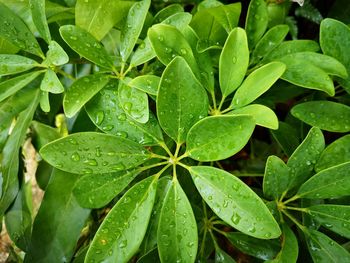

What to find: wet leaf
left=45, top=41, right=69, bottom=66
left=40, top=69, right=64, bottom=94
left=128, top=75, right=160, bottom=96
left=215, top=247, right=235, bottom=263
left=29, top=0, right=51, bottom=43
left=245, top=0, right=268, bottom=49
left=0, top=54, right=40, bottom=76
left=270, top=122, right=300, bottom=157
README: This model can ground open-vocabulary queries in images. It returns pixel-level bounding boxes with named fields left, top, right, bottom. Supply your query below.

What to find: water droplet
left=71, top=152, right=80, bottom=161
left=112, top=163, right=125, bottom=171
left=84, top=159, right=98, bottom=166
left=231, top=213, right=241, bottom=224
left=95, top=111, right=105, bottom=125
left=118, top=113, right=127, bottom=121
left=208, top=196, right=213, bottom=200
left=158, top=35, right=164, bottom=42
left=102, top=125, right=114, bottom=131
left=119, top=240, right=127, bottom=248
left=248, top=226, right=256, bottom=233
left=180, top=48, right=187, bottom=55
left=82, top=168, right=93, bottom=174
left=95, top=147, right=102, bottom=157
left=69, top=138, right=78, bottom=145
left=124, top=102, right=132, bottom=111
left=232, top=56, right=237, bottom=63
left=100, top=239, right=107, bottom=245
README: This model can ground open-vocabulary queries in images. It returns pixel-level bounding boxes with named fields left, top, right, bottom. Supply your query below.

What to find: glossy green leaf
left=219, top=27, right=249, bottom=96
left=231, top=62, right=286, bottom=109
left=306, top=230, right=350, bottom=263
left=131, top=37, right=155, bottom=67
left=0, top=90, right=39, bottom=214
left=0, top=71, right=43, bottom=103
left=270, top=122, right=300, bottom=157
left=316, top=134, right=350, bottom=172
left=45, top=40, right=69, bottom=66
left=245, top=0, right=268, bottom=49
left=215, top=247, right=235, bottom=263
left=297, top=162, right=350, bottom=199
left=0, top=3, right=43, bottom=57
left=128, top=75, right=160, bottom=96
left=75, top=0, right=133, bottom=41
left=120, top=0, right=150, bottom=62
left=31, top=121, right=61, bottom=150
left=40, top=132, right=151, bottom=175
left=251, top=25, right=289, bottom=64
left=161, top=12, right=192, bottom=31
left=63, top=74, right=109, bottom=118
left=226, top=232, right=280, bottom=260
left=86, top=81, right=163, bottom=145
left=190, top=166, right=281, bottom=239
left=73, top=169, right=140, bottom=209
left=153, top=4, right=183, bottom=23
left=39, top=90, right=50, bottom=112
left=157, top=56, right=208, bottom=143
left=266, top=224, right=298, bottom=263
left=0, top=54, right=40, bottom=76
left=263, top=156, right=291, bottom=200
left=85, top=175, right=158, bottom=263
left=59, top=25, right=114, bottom=69
left=158, top=179, right=198, bottom=263
left=206, top=3, right=241, bottom=33
left=287, top=127, right=325, bottom=190
left=40, top=69, right=64, bottom=94
left=308, top=205, right=350, bottom=239
left=29, top=0, right=51, bottom=43
left=187, top=115, right=255, bottom=161
left=230, top=104, right=278, bottom=130
left=24, top=169, right=90, bottom=263
left=291, top=101, right=350, bottom=132
left=320, top=18, right=350, bottom=92
left=0, top=36, right=19, bottom=54
left=119, top=81, right=149, bottom=124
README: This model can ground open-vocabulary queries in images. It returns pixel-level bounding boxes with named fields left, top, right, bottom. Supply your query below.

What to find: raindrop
left=124, top=102, right=132, bottom=111
left=95, top=111, right=105, bottom=125
left=102, top=125, right=114, bottom=131
left=116, top=131, right=128, bottom=138
left=119, top=240, right=127, bottom=248
left=84, top=159, right=98, bottom=166
left=232, top=56, right=237, bottom=63
left=83, top=168, right=93, bottom=174
left=231, top=213, right=241, bottom=224
left=71, top=152, right=80, bottom=162
left=112, top=163, right=126, bottom=171
left=118, top=113, right=127, bottom=121
left=158, top=35, right=164, bottom=42
left=95, top=147, right=102, bottom=157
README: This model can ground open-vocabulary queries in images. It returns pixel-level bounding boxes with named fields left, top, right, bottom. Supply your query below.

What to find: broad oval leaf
left=187, top=115, right=255, bottom=162
left=59, top=25, right=114, bottom=69
left=245, top=0, right=268, bottom=49
left=85, top=175, right=158, bottom=263
left=153, top=4, right=183, bottom=23
left=128, top=75, right=160, bottom=96
left=45, top=40, right=69, bottom=66
left=315, top=134, right=350, bottom=172
left=297, top=162, right=350, bottom=199
left=190, top=166, right=281, bottom=239
left=63, top=74, right=109, bottom=118
left=40, top=69, right=64, bottom=94
left=219, top=27, right=249, bottom=96
left=39, top=132, right=151, bottom=175
left=231, top=62, right=286, bottom=109
left=157, top=179, right=198, bottom=263
left=157, top=56, right=208, bottom=143
left=0, top=54, right=39, bottom=76
left=29, top=0, right=51, bottom=43
left=291, top=101, right=350, bottom=133
left=130, top=37, right=155, bottom=67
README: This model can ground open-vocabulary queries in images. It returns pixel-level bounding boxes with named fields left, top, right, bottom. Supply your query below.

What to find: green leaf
left=187, top=115, right=255, bottom=161
left=270, top=122, right=300, bottom=157
left=85, top=175, right=158, bottom=263
left=219, top=27, right=249, bottom=96
left=39, top=132, right=151, bottom=175
left=306, top=230, right=350, bottom=263
left=40, top=69, right=64, bottom=94
left=45, top=40, right=69, bottom=66
left=130, top=37, right=155, bottom=67
left=25, top=169, right=90, bottom=263
left=39, top=90, right=50, bottom=112
left=29, top=0, right=51, bottom=43
left=73, top=169, right=140, bottom=209
left=320, top=18, right=350, bottom=92
left=158, top=179, right=198, bottom=263
left=75, top=0, right=133, bottom=41
left=59, top=25, right=114, bottom=69
left=297, top=162, right=350, bottom=199
left=316, top=134, right=350, bottom=172
left=245, top=0, right=268, bottom=49
left=120, top=0, right=150, bottom=62
left=119, top=80, right=149, bottom=124
left=128, top=75, right=160, bottom=96
left=86, top=81, right=163, bottom=145
left=190, top=166, right=281, bottom=239
left=157, top=56, right=208, bottom=143
left=230, top=104, right=278, bottom=130
left=153, top=4, right=183, bottom=23
left=287, top=127, right=325, bottom=190
left=0, top=3, right=43, bottom=57
left=161, top=12, right=192, bottom=31
left=266, top=224, right=298, bottom=263
left=0, top=54, right=40, bottom=76
left=63, top=74, right=109, bottom=118
left=137, top=247, right=160, bottom=263
left=226, top=232, right=280, bottom=260
left=251, top=25, right=289, bottom=64
left=291, top=101, right=350, bottom=132
left=231, top=62, right=286, bottom=109
left=206, top=3, right=241, bottom=33
left=215, top=247, right=235, bottom=263
left=263, top=156, right=291, bottom=200
left=308, top=205, right=350, bottom=239
left=0, top=90, right=39, bottom=214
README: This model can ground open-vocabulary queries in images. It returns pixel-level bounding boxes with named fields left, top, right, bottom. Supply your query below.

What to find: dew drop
left=118, top=113, right=127, bottom=121
left=71, top=152, right=80, bottom=162
left=119, top=240, right=127, bottom=248
left=231, top=213, right=241, bottom=224
left=95, top=111, right=105, bottom=125
left=84, top=159, right=98, bottom=166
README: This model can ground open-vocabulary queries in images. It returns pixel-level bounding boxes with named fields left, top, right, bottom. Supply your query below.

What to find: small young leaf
left=120, top=0, right=150, bottom=62
left=231, top=62, right=286, bottom=109
left=29, top=0, right=51, bottom=43
left=158, top=179, right=198, bottom=263
left=308, top=205, right=350, bottom=239
left=245, top=0, right=268, bottom=49
left=59, top=25, right=114, bottom=69
left=45, top=41, right=69, bottom=66
left=128, top=75, right=160, bottom=96
left=187, top=115, right=255, bottom=161
left=63, top=74, right=109, bottom=118
left=219, top=27, right=249, bottom=96
left=85, top=175, right=158, bottom=263
left=40, top=69, right=64, bottom=94
left=297, top=162, right=350, bottom=199
left=190, top=166, right=281, bottom=239
left=291, top=101, right=350, bottom=132
left=157, top=56, right=208, bottom=143
left=0, top=54, right=40, bottom=76
left=39, top=90, right=50, bottom=112
left=39, top=132, right=151, bottom=175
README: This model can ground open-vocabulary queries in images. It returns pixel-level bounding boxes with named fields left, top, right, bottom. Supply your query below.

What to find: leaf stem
left=177, top=161, right=190, bottom=170
left=158, top=141, right=174, bottom=158
left=174, top=143, right=182, bottom=158
left=285, top=206, right=309, bottom=213
left=283, top=195, right=301, bottom=205
left=155, top=163, right=172, bottom=179
left=211, top=91, right=217, bottom=110
left=177, top=151, right=189, bottom=161
left=140, top=161, right=168, bottom=172
left=282, top=210, right=307, bottom=232
left=220, top=107, right=232, bottom=115
left=56, top=68, right=76, bottom=80
left=217, top=95, right=226, bottom=111
left=150, top=152, right=169, bottom=160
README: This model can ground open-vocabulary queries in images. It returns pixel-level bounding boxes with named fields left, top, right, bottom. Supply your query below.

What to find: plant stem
left=283, top=195, right=301, bottom=205
left=150, top=153, right=169, bottom=160
left=174, top=143, right=182, bottom=158
left=140, top=161, right=168, bottom=172
left=282, top=210, right=306, bottom=232
left=155, top=163, right=172, bottom=179
left=158, top=141, right=174, bottom=158
left=285, top=206, right=309, bottom=213
left=211, top=91, right=217, bottom=110
left=217, top=95, right=226, bottom=111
